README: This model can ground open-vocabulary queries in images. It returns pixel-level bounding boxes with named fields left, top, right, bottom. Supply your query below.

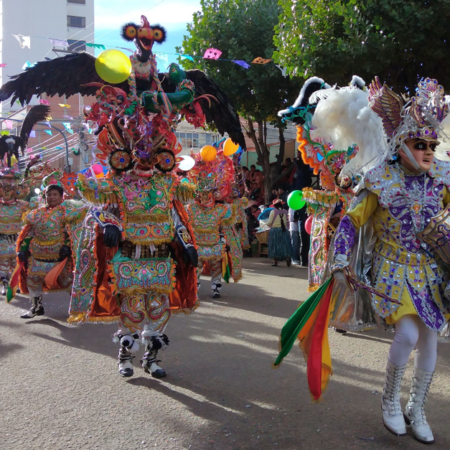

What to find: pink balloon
left=91, top=163, right=103, bottom=175
left=305, top=215, right=313, bottom=235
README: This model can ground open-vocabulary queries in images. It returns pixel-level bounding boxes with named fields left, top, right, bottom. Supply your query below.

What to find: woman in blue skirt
left=267, top=200, right=292, bottom=267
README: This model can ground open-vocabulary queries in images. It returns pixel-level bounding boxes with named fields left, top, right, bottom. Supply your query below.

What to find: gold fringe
left=176, top=182, right=196, bottom=203
left=126, top=237, right=172, bottom=246
left=233, top=272, right=243, bottom=283
left=67, top=313, right=87, bottom=324
left=171, top=301, right=200, bottom=315
left=124, top=214, right=170, bottom=224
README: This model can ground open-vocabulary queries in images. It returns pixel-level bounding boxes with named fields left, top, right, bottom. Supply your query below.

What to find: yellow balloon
left=223, top=138, right=239, bottom=156
left=95, top=49, right=132, bottom=84
left=200, top=145, right=217, bottom=162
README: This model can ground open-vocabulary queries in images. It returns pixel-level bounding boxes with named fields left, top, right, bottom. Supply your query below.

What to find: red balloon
left=305, top=215, right=313, bottom=235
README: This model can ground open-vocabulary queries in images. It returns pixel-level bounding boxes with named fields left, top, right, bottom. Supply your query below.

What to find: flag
left=155, top=53, right=169, bottom=64
left=4, top=120, right=13, bottom=130
left=203, top=48, right=222, bottom=60
left=45, top=130, right=52, bottom=135
left=12, top=34, right=31, bottom=49
left=274, top=277, right=335, bottom=402
left=29, top=131, right=36, bottom=138
left=252, top=57, right=272, bottom=64
left=180, top=54, right=194, bottom=62
left=0, top=63, right=6, bottom=68
left=86, top=43, right=106, bottom=50
left=232, top=60, right=251, bottom=69
left=49, top=38, right=68, bottom=47
left=59, top=104, right=71, bottom=108
left=62, top=122, right=72, bottom=131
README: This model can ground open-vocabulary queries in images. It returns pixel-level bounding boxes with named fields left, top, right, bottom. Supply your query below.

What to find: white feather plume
left=435, top=97, right=450, bottom=162
left=310, top=86, right=387, bottom=177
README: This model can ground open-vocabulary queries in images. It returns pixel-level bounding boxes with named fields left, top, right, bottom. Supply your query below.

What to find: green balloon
left=287, top=190, right=306, bottom=210
left=181, top=178, right=189, bottom=183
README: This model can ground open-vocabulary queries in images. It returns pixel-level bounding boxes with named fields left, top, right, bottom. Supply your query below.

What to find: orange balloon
left=200, top=145, right=217, bottom=162
left=223, top=138, right=239, bottom=156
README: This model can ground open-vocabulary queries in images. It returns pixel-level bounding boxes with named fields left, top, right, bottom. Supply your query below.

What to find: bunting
left=49, top=38, right=68, bottom=47
left=86, top=43, right=106, bottom=50
left=12, top=34, right=31, bottom=49
left=203, top=48, right=222, bottom=60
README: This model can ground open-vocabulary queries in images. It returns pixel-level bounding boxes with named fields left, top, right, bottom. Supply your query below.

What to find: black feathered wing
left=0, top=52, right=130, bottom=106
left=20, top=105, right=52, bottom=145
left=186, top=70, right=245, bottom=149
left=158, top=70, right=245, bottom=148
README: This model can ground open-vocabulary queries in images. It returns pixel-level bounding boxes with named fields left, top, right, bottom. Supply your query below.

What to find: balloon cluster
left=200, top=138, right=240, bottom=162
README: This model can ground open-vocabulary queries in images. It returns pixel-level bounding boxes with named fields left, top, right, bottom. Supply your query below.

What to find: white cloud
left=95, top=0, right=201, bottom=30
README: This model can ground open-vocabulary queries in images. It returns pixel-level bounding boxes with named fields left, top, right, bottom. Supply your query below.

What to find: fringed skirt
left=268, top=228, right=292, bottom=260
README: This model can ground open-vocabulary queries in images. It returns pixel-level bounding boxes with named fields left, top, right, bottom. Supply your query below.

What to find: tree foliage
left=178, top=0, right=302, bottom=200
left=274, top=0, right=450, bottom=92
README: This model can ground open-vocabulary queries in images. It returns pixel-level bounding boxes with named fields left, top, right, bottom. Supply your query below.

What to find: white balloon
left=34, top=188, right=41, bottom=194
left=178, top=155, right=195, bottom=171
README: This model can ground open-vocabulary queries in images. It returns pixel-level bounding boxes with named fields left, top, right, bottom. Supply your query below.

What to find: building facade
left=0, top=0, right=95, bottom=171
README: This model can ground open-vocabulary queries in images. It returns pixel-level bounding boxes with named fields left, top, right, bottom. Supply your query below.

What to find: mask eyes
left=125, top=26, right=137, bottom=39
left=152, top=26, right=167, bottom=43
left=121, top=23, right=139, bottom=41
left=413, top=141, right=437, bottom=152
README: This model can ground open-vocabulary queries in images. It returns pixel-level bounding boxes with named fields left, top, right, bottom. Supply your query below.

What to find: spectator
left=267, top=199, right=292, bottom=267
left=246, top=209, right=259, bottom=243
left=276, top=185, right=289, bottom=205
left=288, top=207, right=301, bottom=265
left=258, top=204, right=274, bottom=222
left=242, top=166, right=249, bottom=180
left=291, top=157, right=313, bottom=191
left=273, top=158, right=296, bottom=187
left=298, top=206, right=310, bottom=267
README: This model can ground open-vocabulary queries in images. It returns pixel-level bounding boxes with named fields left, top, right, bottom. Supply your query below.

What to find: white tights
left=388, top=314, right=438, bottom=372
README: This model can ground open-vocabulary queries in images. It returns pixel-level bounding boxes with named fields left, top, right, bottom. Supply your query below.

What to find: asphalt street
left=0, top=257, right=449, bottom=450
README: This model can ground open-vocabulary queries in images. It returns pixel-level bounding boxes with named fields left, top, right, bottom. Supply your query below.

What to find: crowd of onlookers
left=242, top=156, right=313, bottom=267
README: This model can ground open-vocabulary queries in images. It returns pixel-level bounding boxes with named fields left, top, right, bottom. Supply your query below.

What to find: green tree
left=274, top=0, right=450, bottom=92
left=178, top=0, right=302, bottom=201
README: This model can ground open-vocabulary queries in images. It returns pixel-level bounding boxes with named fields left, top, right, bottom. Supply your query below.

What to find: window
left=68, top=39, right=86, bottom=52
left=68, top=0, right=86, bottom=4
left=67, top=15, right=86, bottom=28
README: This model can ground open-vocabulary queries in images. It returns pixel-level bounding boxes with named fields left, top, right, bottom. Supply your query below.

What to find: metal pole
left=38, top=122, right=70, bottom=172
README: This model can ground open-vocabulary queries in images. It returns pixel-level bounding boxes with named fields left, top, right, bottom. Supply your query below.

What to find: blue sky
left=94, top=0, right=201, bottom=66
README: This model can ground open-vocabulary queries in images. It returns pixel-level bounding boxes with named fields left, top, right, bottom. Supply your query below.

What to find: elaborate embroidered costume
left=12, top=181, right=85, bottom=318
left=278, top=77, right=361, bottom=289
left=0, top=170, right=29, bottom=295
left=276, top=77, right=450, bottom=445
left=187, top=150, right=234, bottom=296
left=60, top=14, right=244, bottom=379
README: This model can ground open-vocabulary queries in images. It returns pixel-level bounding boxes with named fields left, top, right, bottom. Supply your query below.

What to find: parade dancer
left=0, top=171, right=29, bottom=295
left=15, top=184, right=75, bottom=318
left=187, top=150, right=234, bottom=298
left=275, top=77, right=450, bottom=445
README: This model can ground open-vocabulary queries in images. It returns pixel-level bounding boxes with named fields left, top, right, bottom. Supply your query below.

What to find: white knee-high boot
left=404, top=368, right=435, bottom=444
left=381, top=360, right=407, bottom=436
